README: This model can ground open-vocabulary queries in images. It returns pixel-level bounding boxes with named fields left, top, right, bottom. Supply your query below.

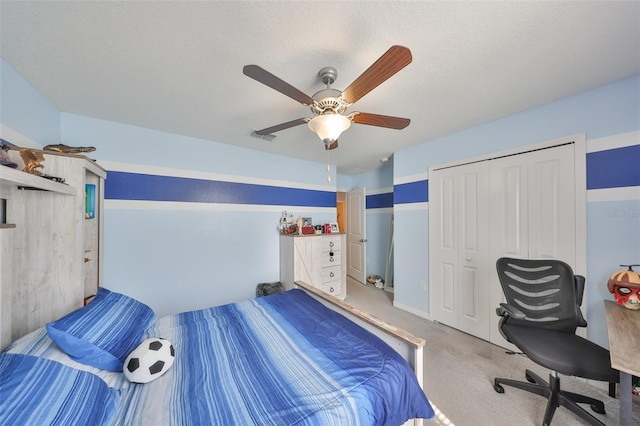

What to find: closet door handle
left=360, top=239, right=367, bottom=243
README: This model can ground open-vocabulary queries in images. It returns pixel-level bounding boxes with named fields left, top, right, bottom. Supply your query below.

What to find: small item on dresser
left=314, top=225, right=323, bottom=234
left=323, top=224, right=332, bottom=234
left=302, top=226, right=315, bottom=234
left=43, top=143, right=96, bottom=153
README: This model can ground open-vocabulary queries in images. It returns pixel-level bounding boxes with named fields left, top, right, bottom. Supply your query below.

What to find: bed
left=0, top=283, right=435, bottom=425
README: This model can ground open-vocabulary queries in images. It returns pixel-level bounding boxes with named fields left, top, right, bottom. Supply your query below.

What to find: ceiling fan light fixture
left=307, top=114, right=351, bottom=145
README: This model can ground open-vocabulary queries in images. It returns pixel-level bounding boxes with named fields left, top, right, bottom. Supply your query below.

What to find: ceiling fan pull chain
left=327, top=151, right=331, bottom=183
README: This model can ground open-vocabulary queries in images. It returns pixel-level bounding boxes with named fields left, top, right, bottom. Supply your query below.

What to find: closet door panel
left=488, top=155, right=528, bottom=348
left=429, top=171, right=459, bottom=328
left=458, top=163, right=489, bottom=339
left=528, top=144, right=575, bottom=264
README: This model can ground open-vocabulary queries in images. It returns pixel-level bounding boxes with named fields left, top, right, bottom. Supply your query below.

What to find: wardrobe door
left=457, top=161, right=490, bottom=339
left=430, top=167, right=460, bottom=328
left=430, top=161, right=489, bottom=338
left=488, top=154, right=528, bottom=347
left=527, top=144, right=575, bottom=264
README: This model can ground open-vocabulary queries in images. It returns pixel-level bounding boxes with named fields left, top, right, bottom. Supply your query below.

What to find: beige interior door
left=347, top=188, right=366, bottom=284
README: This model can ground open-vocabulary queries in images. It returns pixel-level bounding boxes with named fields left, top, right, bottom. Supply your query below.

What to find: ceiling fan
left=243, top=45, right=412, bottom=150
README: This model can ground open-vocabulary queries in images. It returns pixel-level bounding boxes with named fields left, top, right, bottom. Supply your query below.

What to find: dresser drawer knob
left=330, top=287, right=334, bottom=293
left=330, top=272, right=335, bottom=277
left=330, top=256, right=334, bottom=262
left=329, top=242, right=334, bottom=247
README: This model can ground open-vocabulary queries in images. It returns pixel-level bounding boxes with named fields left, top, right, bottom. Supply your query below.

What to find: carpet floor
left=344, top=277, right=640, bottom=426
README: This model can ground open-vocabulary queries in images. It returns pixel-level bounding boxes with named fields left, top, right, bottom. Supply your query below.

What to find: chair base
left=494, top=369, right=606, bottom=426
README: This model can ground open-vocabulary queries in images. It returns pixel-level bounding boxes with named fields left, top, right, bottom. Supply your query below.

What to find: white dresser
left=279, top=233, right=346, bottom=300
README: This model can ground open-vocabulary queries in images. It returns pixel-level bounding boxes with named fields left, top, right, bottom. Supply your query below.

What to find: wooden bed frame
left=295, top=281, right=427, bottom=426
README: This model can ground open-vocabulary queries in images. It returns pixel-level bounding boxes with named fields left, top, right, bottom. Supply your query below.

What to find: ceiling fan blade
left=341, top=45, right=412, bottom=104
left=254, top=118, right=309, bottom=136
left=243, top=65, right=314, bottom=105
left=352, top=112, right=410, bottom=129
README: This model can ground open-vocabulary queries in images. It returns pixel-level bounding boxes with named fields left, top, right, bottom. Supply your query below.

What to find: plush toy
left=607, top=265, right=640, bottom=310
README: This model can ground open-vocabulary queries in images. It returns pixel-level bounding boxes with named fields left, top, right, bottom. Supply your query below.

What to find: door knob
left=360, top=239, right=367, bottom=243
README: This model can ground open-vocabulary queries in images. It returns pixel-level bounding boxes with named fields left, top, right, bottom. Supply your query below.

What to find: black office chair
left=493, top=258, right=619, bottom=426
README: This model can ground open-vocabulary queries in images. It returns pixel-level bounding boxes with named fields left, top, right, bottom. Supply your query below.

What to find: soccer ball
left=124, top=338, right=175, bottom=383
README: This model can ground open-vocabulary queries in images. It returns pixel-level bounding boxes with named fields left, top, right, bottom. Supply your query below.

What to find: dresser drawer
left=319, top=250, right=341, bottom=267
left=319, top=265, right=341, bottom=283
left=318, top=236, right=342, bottom=253
left=316, top=280, right=343, bottom=298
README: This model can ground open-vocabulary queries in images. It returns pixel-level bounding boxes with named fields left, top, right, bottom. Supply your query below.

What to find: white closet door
left=488, top=155, right=529, bottom=347
left=457, top=162, right=490, bottom=339
left=431, top=142, right=577, bottom=345
left=527, top=144, right=575, bottom=264
left=429, top=162, right=489, bottom=338
left=430, top=168, right=459, bottom=328
left=487, top=143, right=575, bottom=347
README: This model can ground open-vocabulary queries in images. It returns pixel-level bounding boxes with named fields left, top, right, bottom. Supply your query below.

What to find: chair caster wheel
left=590, top=404, right=605, bottom=415
left=525, top=373, right=535, bottom=383
left=494, top=383, right=505, bottom=393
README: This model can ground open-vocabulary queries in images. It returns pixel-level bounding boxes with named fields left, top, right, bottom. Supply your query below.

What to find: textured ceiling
left=1, top=1, right=639, bottom=174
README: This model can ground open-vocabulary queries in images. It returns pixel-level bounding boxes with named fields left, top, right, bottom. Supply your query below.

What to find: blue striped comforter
left=114, top=289, right=434, bottom=425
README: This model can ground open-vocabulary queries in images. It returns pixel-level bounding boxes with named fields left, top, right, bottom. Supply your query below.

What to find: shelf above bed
left=0, top=165, right=77, bottom=195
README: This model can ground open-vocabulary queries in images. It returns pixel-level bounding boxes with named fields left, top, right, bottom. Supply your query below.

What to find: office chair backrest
left=496, top=258, right=584, bottom=333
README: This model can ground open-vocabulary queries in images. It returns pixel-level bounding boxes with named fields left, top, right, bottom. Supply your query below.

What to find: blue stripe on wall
left=367, top=192, right=393, bottom=209
left=105, top=172, right=336, bottom=207
left=394, top=180, right=428, bottom=204
left=587, top=145, right=640, bottom=190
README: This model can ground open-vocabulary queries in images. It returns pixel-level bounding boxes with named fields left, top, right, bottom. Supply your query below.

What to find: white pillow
left=123, top=338, right=175, bottom=383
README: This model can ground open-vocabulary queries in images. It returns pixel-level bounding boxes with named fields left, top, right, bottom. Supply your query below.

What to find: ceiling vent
left=250, top=130, right=276, bottom=141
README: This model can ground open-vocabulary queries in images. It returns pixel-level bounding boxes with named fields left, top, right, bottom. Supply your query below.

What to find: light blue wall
left=3, top=54, right=637, bottom=349
left=1, top=58, right=340, bottom=317
left=62, top=114, right=338, bottom=316
left=393, top=75, right=640, bottom=348
left=0, top=59, right=60, bottom=146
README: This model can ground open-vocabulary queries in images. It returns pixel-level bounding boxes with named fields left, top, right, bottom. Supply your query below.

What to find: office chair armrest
left=496, top=303, right=526, bottom=320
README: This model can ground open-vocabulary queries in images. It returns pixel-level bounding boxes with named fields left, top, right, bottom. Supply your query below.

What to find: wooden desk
left=604, top=300, right=640, bottom=426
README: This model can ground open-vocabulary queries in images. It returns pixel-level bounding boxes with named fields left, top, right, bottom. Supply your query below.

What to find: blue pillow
left=46, top=287, right=156, bottom=371
left=0, top=353, right=118, bottom=425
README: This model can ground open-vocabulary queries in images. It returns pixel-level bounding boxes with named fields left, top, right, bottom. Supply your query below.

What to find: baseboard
left=393, top=300, right=430, bottom=321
